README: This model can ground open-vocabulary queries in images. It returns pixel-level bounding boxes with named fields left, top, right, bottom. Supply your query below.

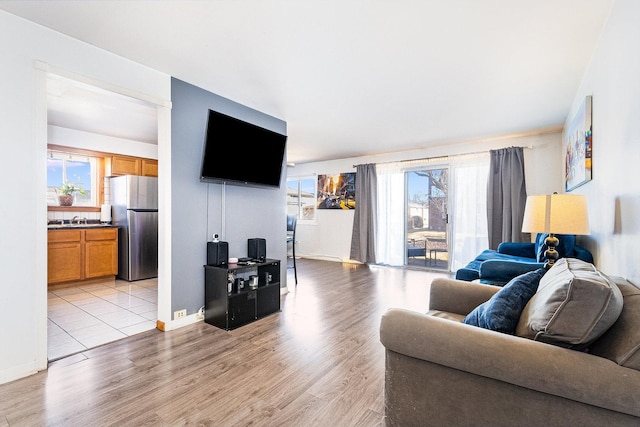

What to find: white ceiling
left=46, top=74, right=159, bottom=145
left=1, top=0, right=614, bottom=164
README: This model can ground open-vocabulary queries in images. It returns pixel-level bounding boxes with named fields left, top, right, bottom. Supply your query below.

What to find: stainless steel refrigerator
left=110, top=175, right=158, bottom=281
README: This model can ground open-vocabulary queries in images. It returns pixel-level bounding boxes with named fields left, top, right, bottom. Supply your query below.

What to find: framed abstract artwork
left=564, top=95, right=592, bottom=192
left=317, top=172, right=356, bottom=209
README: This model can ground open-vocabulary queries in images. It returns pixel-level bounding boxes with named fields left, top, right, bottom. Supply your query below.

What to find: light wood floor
left=1, top=259, right=451, bottom=426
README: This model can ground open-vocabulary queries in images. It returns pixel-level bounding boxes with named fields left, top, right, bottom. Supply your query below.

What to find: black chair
left=407, top=238, right=427, bottom=266
left=286, top=215, right=298, bottom=285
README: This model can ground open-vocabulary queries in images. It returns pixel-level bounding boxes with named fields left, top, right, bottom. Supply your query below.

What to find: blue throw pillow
left=535, top=233, right=576, bottom=263
left=463, top=268, right=546, bottom=334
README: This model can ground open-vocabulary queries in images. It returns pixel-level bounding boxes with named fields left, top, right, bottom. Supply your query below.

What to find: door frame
left=35, top=61, right=172, bottom=367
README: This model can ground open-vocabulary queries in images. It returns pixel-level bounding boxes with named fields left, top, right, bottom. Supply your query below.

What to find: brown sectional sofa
left=380, top=270, right=640, bottom=426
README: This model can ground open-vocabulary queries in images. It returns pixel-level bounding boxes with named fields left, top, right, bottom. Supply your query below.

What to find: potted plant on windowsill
left=56, top=183, right=86, bottom=207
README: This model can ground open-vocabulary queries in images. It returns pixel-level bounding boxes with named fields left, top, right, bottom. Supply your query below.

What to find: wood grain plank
left=0, top=259, right=451, bottom=426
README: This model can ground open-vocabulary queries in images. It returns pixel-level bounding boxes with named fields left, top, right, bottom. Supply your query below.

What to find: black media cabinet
left=204, top=259, right=281, bottom=330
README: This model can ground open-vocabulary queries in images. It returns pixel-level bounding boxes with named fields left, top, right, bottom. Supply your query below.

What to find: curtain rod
left=353, top=145, right=533, bottom=168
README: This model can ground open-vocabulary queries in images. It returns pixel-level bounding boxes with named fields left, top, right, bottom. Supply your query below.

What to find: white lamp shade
left=522, top=194, right=590, bottom=235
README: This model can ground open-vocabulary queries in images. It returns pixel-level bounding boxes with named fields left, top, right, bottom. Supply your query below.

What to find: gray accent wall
left=171, top=77, right=287, bottom=317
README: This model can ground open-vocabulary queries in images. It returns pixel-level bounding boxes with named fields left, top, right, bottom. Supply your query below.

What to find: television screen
left=200, top=109, right=287, bottom=188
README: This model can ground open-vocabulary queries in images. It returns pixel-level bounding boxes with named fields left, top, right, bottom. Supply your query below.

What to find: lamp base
left=543, top=234, right=560, bottom=269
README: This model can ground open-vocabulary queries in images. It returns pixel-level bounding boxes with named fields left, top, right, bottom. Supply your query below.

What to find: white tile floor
left=48, top=278, right=158, bottom=361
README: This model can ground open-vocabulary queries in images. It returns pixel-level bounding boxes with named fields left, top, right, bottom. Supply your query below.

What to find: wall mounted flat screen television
left=200, top=109, right=287, bottom=188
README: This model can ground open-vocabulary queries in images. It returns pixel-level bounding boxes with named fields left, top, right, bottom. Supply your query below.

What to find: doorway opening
left=45, top=72, right=161, bottom=361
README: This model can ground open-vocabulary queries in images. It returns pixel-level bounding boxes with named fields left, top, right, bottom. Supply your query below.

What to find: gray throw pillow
left=515, top=258, right=623, bottom=349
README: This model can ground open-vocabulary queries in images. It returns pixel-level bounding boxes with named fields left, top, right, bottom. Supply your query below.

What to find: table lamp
left=521, top=193, right=590, bottom=268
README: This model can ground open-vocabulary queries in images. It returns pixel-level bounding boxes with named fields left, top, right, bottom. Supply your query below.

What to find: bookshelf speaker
left=248, top=238, right=266, bottom=262
left=207, top=241, right=229, bottom=267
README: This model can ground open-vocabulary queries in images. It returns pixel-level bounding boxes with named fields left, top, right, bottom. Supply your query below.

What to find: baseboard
left=156, top=313, right=202, bottom=332
left=0, top=360, right=41, bottom=385
left=296, top=254, right=361, bottom=264
left=48, top=276, right=116, bottom=290
left=157, top=286, right=290, bottom=332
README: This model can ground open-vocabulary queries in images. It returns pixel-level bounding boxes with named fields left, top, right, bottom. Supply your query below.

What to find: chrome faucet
left=71, top=216, right=87, bottom=224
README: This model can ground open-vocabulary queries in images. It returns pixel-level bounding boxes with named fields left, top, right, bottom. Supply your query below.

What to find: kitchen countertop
left=47, top=223, right=119, bottom=230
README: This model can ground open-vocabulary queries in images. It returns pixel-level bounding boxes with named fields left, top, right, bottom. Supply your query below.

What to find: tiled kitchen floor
left=48, top=278, right=158, bottom=361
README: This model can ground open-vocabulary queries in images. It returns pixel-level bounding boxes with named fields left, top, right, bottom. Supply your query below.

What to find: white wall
left=288, top=130, right=562, bottom=263
left=565, top=0, right=640, bottom=284
left=0, top=11, right=170, bottom=384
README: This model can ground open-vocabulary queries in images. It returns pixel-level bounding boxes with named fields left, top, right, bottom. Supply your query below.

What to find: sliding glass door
left=405, top=167, right=449, bottom=270
left=376, top=153, right=489, bottom=271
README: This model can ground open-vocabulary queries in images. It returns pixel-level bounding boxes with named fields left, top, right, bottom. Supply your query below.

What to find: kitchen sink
left=48, top=223, right=113, bottom=229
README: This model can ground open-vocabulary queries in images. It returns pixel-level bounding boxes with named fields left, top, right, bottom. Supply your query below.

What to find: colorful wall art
left=317, top=173, right=356, bottom=209
left=565, top=95, right=592, bottom=192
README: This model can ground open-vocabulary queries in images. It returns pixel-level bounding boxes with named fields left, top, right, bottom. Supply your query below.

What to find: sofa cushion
left=455, top=248, right=540, bottom=282
left=516, top=258, right=623, bottom=349
left=535, top=233, right=576, bottom=263
left=479, top=260, right=545, bottom=287
left=497, top=241, right=535, bottom=258
left=462, top=268, right=546, bottom=333
left=588, top=277, right=640, bottom=371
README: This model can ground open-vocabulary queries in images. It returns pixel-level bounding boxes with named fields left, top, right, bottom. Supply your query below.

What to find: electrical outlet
left=174, top=309, right=187, bottom=319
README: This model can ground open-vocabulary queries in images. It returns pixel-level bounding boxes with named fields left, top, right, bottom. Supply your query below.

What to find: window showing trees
left=407, top=169, right=448, bottom=230
left=47, top=151, right=98, bottom=207
left=406, top=168, right=449, bottom=269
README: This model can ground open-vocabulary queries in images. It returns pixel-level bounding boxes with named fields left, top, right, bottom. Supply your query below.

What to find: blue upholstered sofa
left=455, top=233, right=593, bottom=285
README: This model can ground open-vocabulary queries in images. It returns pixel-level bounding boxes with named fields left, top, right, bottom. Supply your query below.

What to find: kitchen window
left=47, top=150, right=98, bottom=207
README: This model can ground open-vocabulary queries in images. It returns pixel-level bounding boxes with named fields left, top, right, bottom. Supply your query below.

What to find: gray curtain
left=487, top=147, right=527, bottom=249
left=350, top=163, right=377, bottom=263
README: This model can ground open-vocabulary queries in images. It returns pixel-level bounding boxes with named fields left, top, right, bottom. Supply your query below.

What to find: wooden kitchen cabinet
left=140, top=158, right=158, bottom=177
left=48, top=230, right=83, bottom=284
left=111, top=155, right=141, bottom=176
left=48, top=227, right=118, bottom=285
left=110, top=155, right=158, bottom=177
left=84, top=228, right=118, bottom=279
